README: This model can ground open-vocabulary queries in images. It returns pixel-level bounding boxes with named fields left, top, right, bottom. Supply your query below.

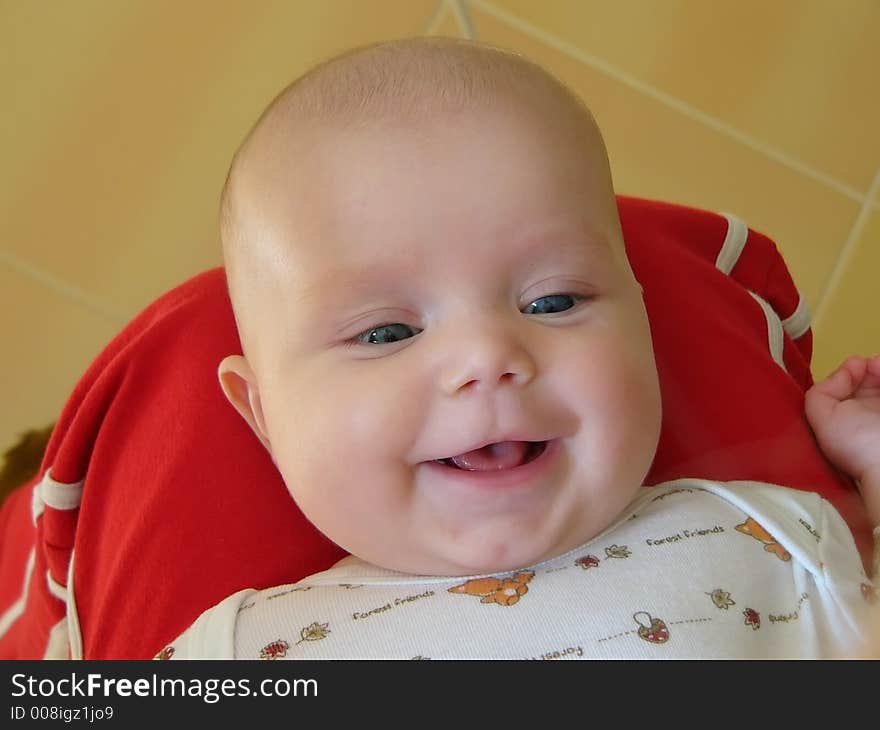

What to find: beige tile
left=811, top=212, right=880, bottom=379
left=0, top=1, right=134, bottom=203
left=471, top=8, right=860, bottom=309
left=0, top=265, right=122, bottom=456
left=478, top=0, right=880, bottom=194
left=1, top=0, right=438, bottom=319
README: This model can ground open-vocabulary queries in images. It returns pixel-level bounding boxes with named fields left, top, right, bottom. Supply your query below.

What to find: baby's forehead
left=223, top=39, right=624, bottom=333
left=237, top=123, right=623, bottom=289
left=232, top=49, right=605, bottom=202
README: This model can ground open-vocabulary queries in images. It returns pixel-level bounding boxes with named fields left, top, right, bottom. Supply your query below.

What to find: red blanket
left=0, top=196, right=871, bottom=659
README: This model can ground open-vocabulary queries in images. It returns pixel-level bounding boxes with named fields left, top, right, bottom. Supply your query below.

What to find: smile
left=434, top=440, right=548, bottom=471
left=423, top=439, right=559, bottom=490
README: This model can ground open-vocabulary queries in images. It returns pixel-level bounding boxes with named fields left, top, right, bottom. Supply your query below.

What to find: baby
left=165, top=37, right=879, bottom=659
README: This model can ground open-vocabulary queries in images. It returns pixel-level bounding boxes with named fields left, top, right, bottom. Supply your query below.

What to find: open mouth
left=434, top=440, right=548, bottom=471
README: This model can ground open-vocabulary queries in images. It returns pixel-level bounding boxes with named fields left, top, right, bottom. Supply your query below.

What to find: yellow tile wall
left=2, top=0, right=878, bottom=453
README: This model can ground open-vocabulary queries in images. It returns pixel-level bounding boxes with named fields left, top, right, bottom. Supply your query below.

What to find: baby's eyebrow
left=295, top=232, right=608, bottom=306
left=294, top=263, right=397, bottom=305
left=513, top=232, right=608, bottom=265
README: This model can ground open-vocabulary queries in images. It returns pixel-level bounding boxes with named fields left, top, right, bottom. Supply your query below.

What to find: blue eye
left=523, top=294, right=578, bottom=315
left=356, top=323, right=422, bottom=345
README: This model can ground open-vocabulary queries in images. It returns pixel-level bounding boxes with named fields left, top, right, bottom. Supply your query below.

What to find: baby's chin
left=380, top=534, right=581, bottom=578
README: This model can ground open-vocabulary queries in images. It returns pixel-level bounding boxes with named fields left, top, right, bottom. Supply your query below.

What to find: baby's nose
left=439, top=323, right=537, bottom=395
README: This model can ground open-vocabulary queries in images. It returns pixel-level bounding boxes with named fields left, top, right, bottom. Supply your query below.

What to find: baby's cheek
left=348, top=365, right=430, bottom=448
left=564, top=331, right=659, bottom=453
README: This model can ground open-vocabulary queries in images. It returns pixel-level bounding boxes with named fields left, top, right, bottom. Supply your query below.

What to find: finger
left=849, top=354, right=880, bottom=394
left=805, top=375, right=845, bottom=427
left=837, top=355, right=869, bottom=387
left=811, top=362, right=858, bottom=401
left=804, top=362, right=862, bottom=429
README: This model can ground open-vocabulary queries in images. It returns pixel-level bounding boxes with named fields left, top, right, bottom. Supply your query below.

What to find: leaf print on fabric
left=260, top=640, right=290, bottom=660
left=743, top=608, right=761, bottom=630
left=575, top=555, right=600, bottom=570
left=297, top=621, right=331, bottom=644
left=604, top=544, right=631, bottom=559
left=706, top=589, right=736, bottom=610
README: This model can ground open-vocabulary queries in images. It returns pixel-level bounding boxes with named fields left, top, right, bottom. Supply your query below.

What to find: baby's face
left=233, top=104, right=662, bottom=575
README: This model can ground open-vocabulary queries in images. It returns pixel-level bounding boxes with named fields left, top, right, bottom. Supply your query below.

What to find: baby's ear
left=217, top=355, right=272, bottom=452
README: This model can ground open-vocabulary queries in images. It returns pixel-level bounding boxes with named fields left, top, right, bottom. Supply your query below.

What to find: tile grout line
left=0, top=250, right=128, bottom=326
left=451, top=0, right=477, bottom=39
left=424, top=0, right=449, bottom=35
left=469, top=0, right=867, bottom=206
left=811, top=166, right=880, bottom=333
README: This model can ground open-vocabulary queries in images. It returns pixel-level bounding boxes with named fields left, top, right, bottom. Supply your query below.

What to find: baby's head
left=217, top=37, right=662, bottom=575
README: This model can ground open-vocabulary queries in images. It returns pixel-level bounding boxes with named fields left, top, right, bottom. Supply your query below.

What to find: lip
left=421, top=438, right=560, bottom=490
left=429, top=434, right=549, bottom=462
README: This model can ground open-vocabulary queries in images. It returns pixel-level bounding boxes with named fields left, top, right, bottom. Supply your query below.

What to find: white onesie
left=160, top=479, right=879, bottom=659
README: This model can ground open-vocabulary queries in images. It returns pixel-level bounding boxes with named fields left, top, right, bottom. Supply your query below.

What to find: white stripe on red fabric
left=714, top=213, right=806, bottom=370
left=0, top=548, right=35, bottom=639
left=715, top=213, right=749, bottom=274
left=31, top=481, right=43, bottom=525
left=43, top=618, right=69, bottom=659
left=40, top=471, right=83, bottom=511
left=782, top=296, right=811, bottom=340
left=748, top=291, right=786, bottom=371
left=32, top=470, right=84, bottom=525
left=66, top=551, right=83, bottom=660
left=46, top=570, right=67, bottom=602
